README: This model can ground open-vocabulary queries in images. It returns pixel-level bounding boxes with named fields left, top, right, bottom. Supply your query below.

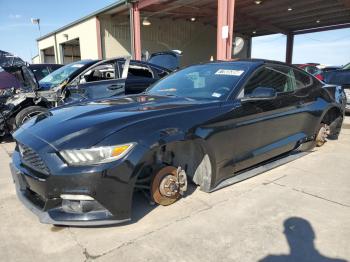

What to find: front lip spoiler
left=10, top=163, right=130, bottom=226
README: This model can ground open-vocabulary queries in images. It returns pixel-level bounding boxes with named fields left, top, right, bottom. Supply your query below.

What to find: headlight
left=60, top=143, right=135, bottom=166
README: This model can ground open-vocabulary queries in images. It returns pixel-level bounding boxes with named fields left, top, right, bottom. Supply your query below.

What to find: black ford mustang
left=10, top=60, right=346, bottom=226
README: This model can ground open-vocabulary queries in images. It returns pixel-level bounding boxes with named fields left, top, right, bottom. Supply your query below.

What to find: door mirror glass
left=242, top=87, right=277, bottom=101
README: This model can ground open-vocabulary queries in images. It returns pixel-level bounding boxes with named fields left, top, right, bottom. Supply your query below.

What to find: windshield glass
left=39, top=61, right=90, bottom=89
left=147, top=63, right=249, bottom=100
left=343, top=63, right=350, bottom=70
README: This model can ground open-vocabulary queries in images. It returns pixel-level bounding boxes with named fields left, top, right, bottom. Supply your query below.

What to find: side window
left=293, top=69, right=313, bottom=89
left=81, top=62, right=115, bottom=83
left=304, top=66, right=317, bottom=75
left=128, top=63, right=153, bottom=79
left=244, top=66, right=295, bottom=96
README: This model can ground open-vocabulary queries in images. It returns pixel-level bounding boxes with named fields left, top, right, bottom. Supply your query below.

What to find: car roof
left=201, top=58, right=294, bottom=68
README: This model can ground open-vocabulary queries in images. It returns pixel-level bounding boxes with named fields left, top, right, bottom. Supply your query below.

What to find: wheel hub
left=151, top=166, right=188, bottom=206
left=316, top=124, right=330, bottom=146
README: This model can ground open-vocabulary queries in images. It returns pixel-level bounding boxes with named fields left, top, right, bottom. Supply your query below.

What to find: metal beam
left=294, top=23, right=350, bottom=35
left=341, top=0, right=350, bottom=9
left=285, top=33, right=294, bottom=64
left=138, top=0, right=169, bottom=10
left=236, top=13, right=289, bottom=35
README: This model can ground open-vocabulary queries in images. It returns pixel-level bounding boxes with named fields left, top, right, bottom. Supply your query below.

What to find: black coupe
left=10, top=59, right=346, bottom=226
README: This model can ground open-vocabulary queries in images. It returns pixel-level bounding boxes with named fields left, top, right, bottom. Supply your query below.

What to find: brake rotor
left=316, top=123, right=330, bottom=147
left=151, top=166, right=187, bottom=206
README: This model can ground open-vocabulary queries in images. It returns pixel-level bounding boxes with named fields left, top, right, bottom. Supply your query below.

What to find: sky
left=252, top=29, right=350, bottom=66
left=1, top=0, right=350, bottom=66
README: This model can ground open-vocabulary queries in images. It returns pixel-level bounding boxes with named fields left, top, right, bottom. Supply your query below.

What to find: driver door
left=217, top=66, right=302, bottom=175
left=68, top=60, right=127, bottom=101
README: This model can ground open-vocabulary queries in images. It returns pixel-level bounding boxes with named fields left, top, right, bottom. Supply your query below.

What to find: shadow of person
left=259, top=217, right=347, bottom=262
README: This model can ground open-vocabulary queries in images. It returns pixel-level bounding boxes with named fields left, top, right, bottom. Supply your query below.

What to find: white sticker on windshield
left=212, top=92, right=222, bottom=98
left=215, top=69, right=244, bottom=76
left=72, top=64, right=84, bottom=68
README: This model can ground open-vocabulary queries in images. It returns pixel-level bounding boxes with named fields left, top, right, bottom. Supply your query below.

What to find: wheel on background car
left=15, top=106, right=49, bottom=127
left=315, top=123, right=330, bottom=147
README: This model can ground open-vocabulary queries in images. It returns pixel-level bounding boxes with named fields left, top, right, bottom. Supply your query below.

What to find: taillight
left=315, top=74, right=324, bottom=81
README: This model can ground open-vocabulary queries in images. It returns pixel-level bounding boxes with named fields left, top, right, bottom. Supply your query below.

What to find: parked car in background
left=297, top=63, right=320, bottom=75
left=0, top=53, right=176, bottom=138
left=10, top=59, right=346, bottom=225
left=323, top=63, right=350, bottom=113
left=0, top=50, right=26, bottom=93
left=29, top=63, right=63, bottom=81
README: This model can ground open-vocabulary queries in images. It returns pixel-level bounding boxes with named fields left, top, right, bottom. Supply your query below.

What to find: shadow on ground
left=259, top=217, right=348, bottom=262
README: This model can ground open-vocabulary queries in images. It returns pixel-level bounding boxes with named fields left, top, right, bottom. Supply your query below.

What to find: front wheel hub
left=151, top=166, right=187, bottom=206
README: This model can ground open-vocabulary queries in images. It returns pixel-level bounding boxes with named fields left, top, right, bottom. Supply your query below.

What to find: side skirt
left=209, top=150, right=310, bottom=192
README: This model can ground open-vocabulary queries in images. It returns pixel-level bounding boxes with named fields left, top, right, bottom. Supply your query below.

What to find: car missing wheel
left=10, top=59, right=346, bottom=226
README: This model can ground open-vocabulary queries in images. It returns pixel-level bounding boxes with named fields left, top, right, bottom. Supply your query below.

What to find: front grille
left=18, top=143, right=50, bottom=176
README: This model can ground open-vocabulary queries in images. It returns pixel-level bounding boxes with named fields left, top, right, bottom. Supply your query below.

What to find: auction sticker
left=215, top=69, right=244, bottom=76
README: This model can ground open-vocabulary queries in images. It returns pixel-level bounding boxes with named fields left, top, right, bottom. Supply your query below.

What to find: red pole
left=217, top=0, right=235, bottom=61
left=226, top=0, right=235, bottom=60
left=131, top=3, right=142, bottom=60
left=217, top=0, right=227, bottom=60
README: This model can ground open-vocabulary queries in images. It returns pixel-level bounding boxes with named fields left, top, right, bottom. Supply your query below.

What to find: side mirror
left=241, top=87, right=277, bottom=102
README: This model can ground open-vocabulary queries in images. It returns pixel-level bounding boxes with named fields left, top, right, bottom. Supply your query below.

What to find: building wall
left=100, top=16, right=217, bottom=66
left=37, top=14, right=251, bottom=66
left=37, top=17, right=100, bottom=64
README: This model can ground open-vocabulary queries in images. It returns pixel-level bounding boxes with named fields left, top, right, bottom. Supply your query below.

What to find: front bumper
left=10, top=150, right=136, bottom=226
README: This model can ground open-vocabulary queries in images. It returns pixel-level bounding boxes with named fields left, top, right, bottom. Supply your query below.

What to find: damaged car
left=10, top=59, right=345, bottom=226
left=0, top=53, right=176, bottom=137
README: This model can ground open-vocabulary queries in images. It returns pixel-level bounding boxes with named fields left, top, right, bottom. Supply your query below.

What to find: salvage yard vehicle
left=29, top=63, right=63, bottom=81
left=0, top=55, right=174, bottom=138
left=10, top=59, right=346, bottom=226
left=0, top=60, right=99, bottom=136
left=323, top=62, right=350, bottom=113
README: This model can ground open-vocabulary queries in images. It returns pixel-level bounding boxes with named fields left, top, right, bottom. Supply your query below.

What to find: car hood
left=14, top=95, right=216, bottom=150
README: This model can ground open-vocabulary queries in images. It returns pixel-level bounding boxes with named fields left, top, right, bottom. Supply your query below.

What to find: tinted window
left=147, top=63, right=249, bottom=100
left=244, top=66, right=296, bottom=96
left=293, top=69, right=313, bottom=89
left=128, top=62, right=153, bottom=79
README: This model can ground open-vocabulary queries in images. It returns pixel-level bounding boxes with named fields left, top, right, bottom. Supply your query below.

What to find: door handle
left=108, top=84, right=124, bottom=90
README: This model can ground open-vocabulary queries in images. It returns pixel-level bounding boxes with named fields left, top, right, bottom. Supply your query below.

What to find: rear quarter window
left=293, top=69, right=313, bottom=89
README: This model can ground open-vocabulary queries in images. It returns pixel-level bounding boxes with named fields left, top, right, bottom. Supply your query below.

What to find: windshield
left=147, top=63, right=249, bottom=100
left=343, top=63, right=350, bottom=70
left=39, top=61, right=90, bottom=89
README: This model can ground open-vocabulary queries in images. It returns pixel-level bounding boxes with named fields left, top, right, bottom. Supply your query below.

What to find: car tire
left=15, top=106, right=49, bottom=127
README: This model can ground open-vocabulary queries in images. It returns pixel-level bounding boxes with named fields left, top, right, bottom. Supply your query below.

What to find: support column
left=130, top=3, right=142, bottom=60
left=217, top=0, right=236, bottom=61
left=96, top=17, right=103, bottom=59
left=286, top=33, right=294, bottom=64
